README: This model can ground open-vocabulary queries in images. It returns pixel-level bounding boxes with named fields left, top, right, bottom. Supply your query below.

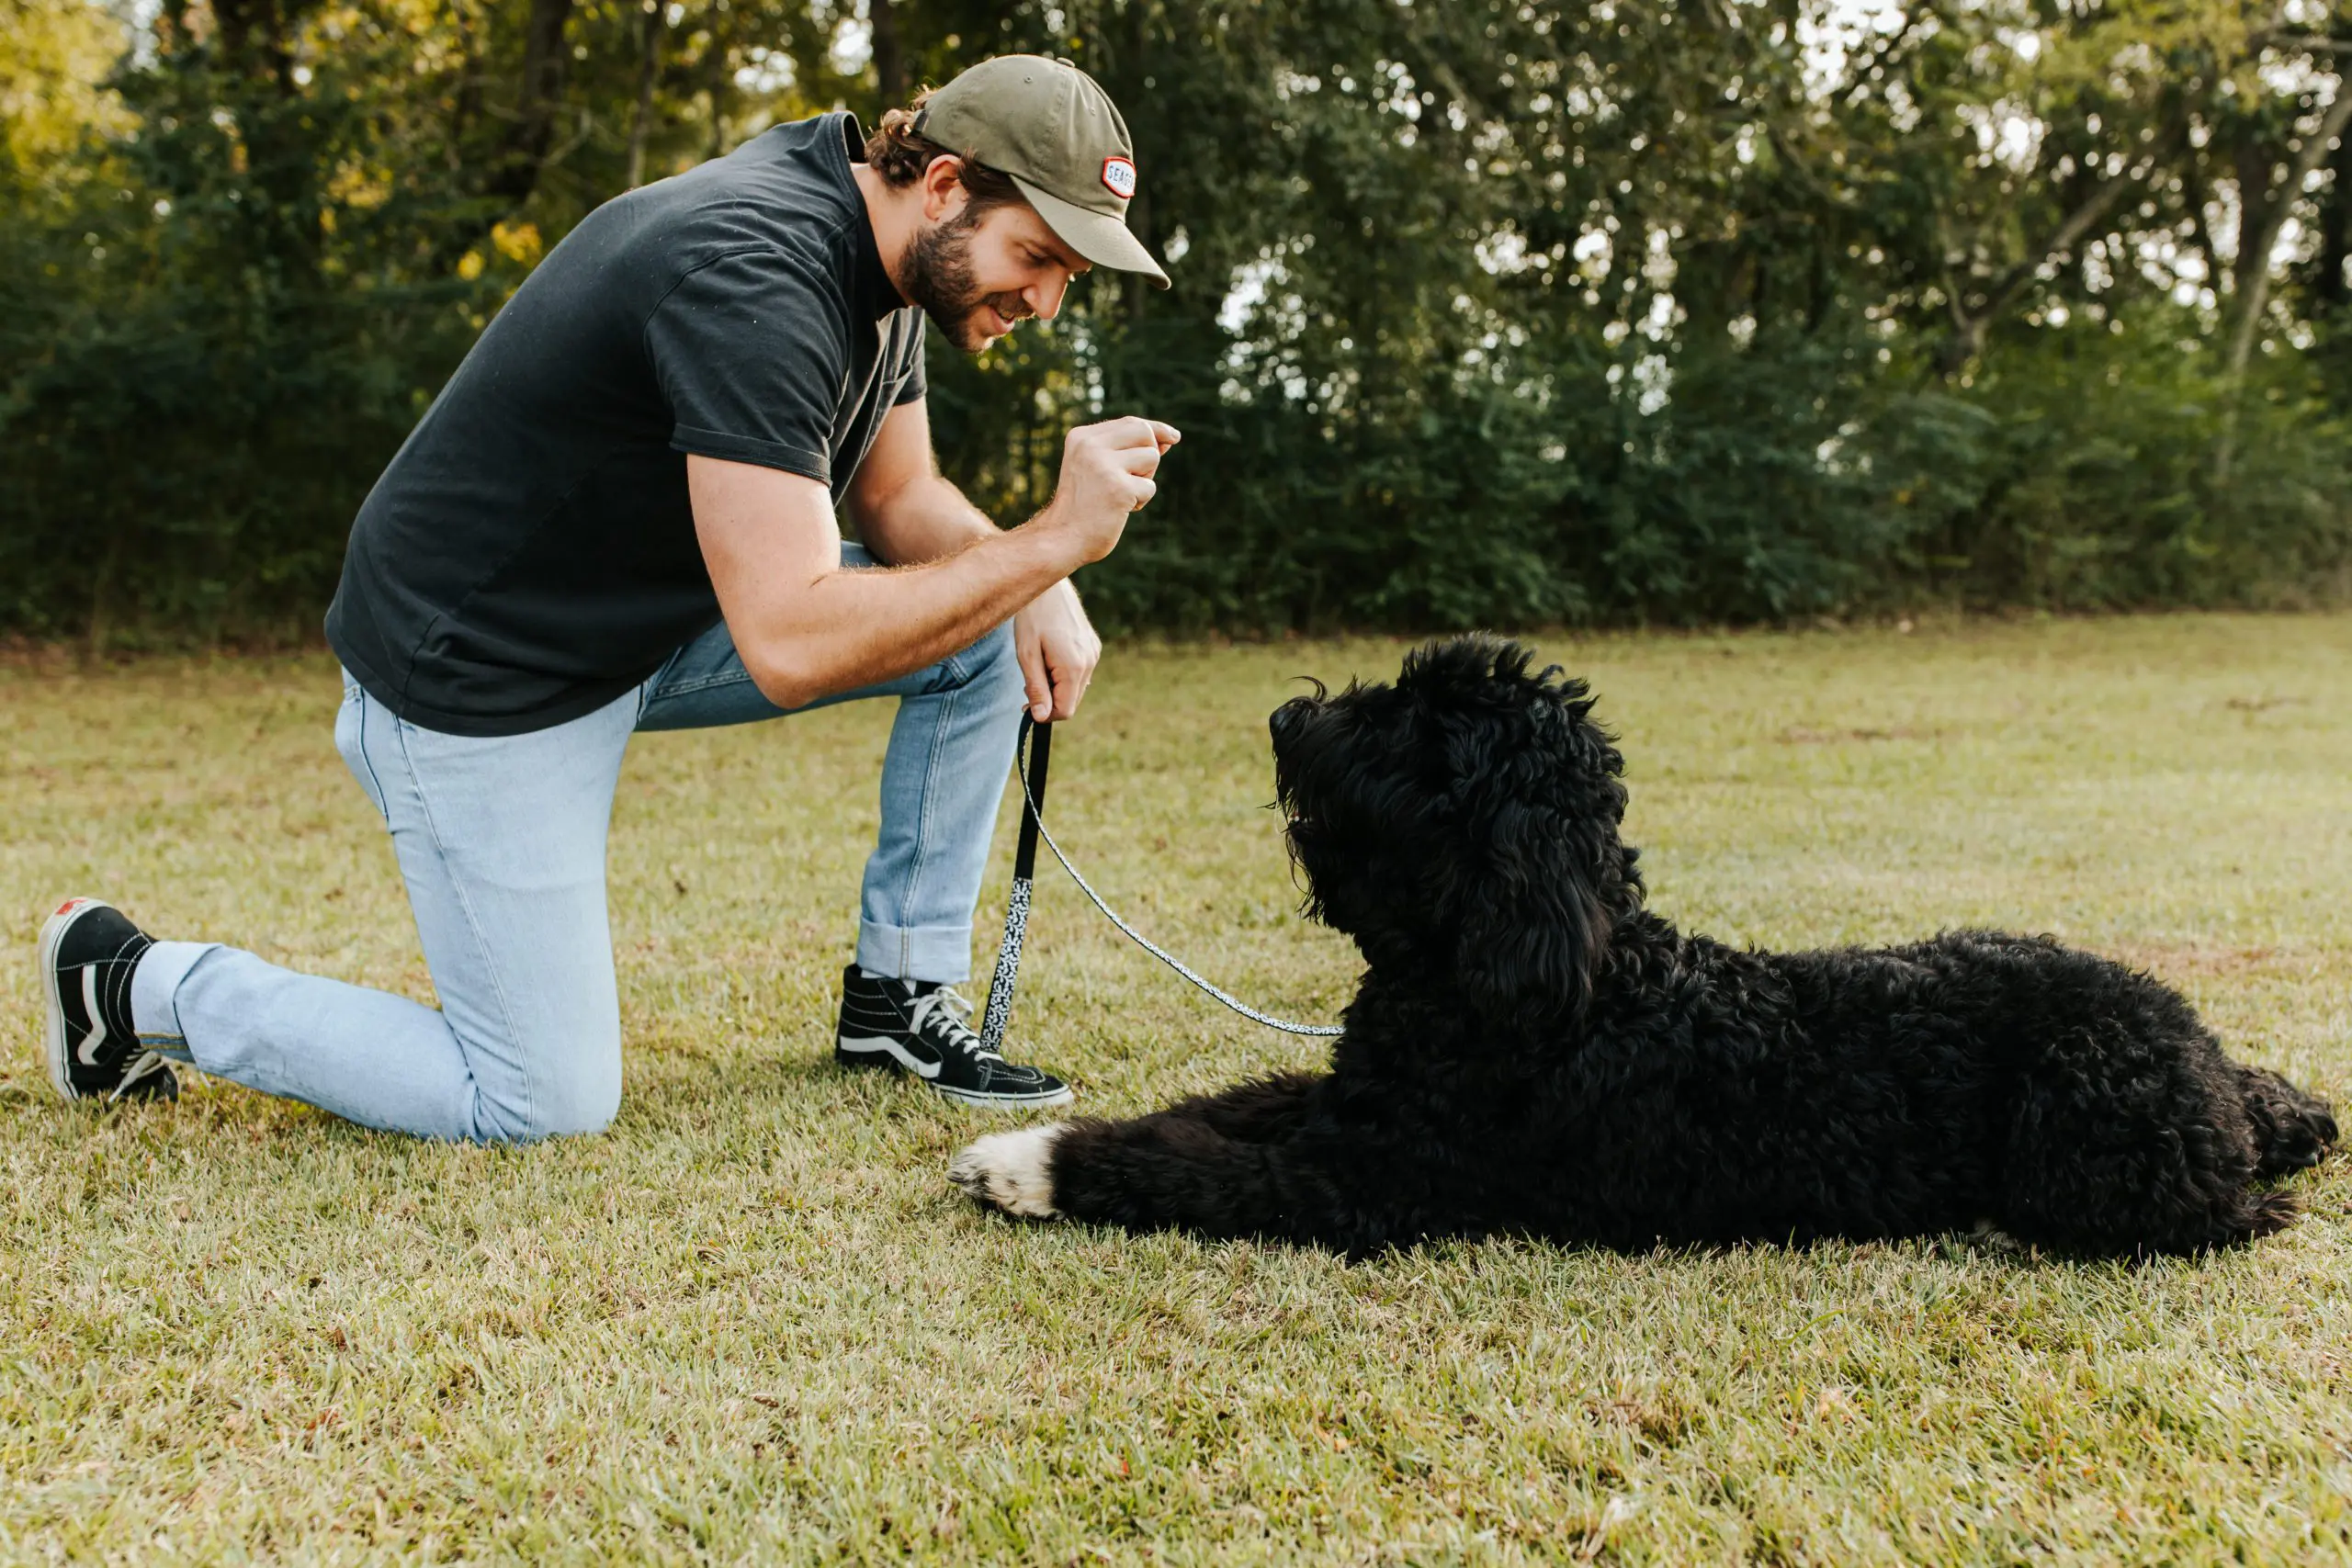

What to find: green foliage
left=0, top=0, right=509, bottom=643
left=1905, top=323, right=2352, bottom=610
left=3, top=0, right=2351, bottom=643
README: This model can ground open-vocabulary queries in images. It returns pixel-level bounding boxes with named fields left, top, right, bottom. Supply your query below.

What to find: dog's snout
left=1271, top=696, right=1313, bottom=742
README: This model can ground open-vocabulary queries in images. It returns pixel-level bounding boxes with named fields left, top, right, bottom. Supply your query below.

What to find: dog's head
left=1271, top=635, right=1641, bottom=1026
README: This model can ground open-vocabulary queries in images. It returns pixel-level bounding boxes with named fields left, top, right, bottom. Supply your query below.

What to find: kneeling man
left=40, top=57, right=1174, bottom=1137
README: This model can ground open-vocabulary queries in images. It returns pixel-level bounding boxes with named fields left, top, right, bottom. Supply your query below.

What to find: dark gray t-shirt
left=326, top=111, right=924, bottom=737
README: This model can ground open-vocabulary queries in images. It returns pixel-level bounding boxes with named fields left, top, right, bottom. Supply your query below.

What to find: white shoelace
left=109, top=1048, right=171, bottom=1103
left=907, top=987, right=999, bottom=1059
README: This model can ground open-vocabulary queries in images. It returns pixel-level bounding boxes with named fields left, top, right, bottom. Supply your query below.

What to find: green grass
left=5, top=614, right=2352, bottom=1564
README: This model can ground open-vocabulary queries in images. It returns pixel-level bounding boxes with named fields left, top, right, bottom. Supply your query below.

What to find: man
left=37, top=55, right=1176, bottom=1139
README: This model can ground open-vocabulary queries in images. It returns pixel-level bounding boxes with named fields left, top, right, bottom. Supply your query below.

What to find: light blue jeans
left=128, top=552, right=1027, bottom=1143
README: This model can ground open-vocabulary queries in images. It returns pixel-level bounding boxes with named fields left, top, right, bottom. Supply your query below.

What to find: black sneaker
left=834, top=964, right=1074, bottom=1109
left=40, top=897, right=178, bottom=1103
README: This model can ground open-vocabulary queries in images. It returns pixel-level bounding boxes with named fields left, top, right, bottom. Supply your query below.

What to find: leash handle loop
left=977, top=716, right=1050, bottom=1056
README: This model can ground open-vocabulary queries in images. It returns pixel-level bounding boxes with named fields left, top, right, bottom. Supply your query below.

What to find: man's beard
left=900, top=208, right=1034, bottom=354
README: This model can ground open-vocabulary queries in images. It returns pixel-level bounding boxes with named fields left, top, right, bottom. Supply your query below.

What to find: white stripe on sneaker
left=77, top=964, right=108, bottom=1067
left=836, top=1034, right=944, bottom=1079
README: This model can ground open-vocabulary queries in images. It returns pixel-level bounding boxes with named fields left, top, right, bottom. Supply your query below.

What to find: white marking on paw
left=949, top=1123, right=1069, bottom=1219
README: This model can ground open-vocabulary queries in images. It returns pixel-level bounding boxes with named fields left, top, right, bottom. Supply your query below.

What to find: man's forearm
left=858, top=473, right=1003, bottom=566
left=696, top=416, right=1167, bottom=710
left=737, top=525, right=1071, bottom=708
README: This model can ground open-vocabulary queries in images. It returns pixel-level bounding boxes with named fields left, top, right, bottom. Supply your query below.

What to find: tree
left=3, top=0, right=2347, bottom=643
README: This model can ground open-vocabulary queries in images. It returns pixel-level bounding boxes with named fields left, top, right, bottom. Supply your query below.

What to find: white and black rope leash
left=974, top=716, right=1052, bottom=1055
left=976, top=717, right=1344, bottom=1055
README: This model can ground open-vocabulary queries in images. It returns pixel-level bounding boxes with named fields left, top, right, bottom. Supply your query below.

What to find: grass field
left=5, top=615, right=2352, bottom=1564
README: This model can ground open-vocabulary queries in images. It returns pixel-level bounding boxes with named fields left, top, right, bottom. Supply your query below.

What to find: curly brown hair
left=864, top=89, right=1026, bottom=212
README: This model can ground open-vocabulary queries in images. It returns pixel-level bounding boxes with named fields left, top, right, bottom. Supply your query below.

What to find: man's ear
left=920, top=153, right=969, bottom=222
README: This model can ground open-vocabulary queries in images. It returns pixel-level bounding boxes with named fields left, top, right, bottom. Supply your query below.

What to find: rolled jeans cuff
left=856, top=921, right=976, bottom=986
left=130, top=939, right=221, bottom=1053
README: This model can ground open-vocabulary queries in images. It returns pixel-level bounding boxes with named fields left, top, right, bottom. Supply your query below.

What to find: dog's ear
left=1430, top=648, right=1625, bottom=1028
left=1450, top=773, right=1614, bottom=1028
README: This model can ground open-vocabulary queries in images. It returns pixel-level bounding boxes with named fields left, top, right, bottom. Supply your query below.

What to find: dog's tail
left=2240, top=1065, right=2339, bottom=1182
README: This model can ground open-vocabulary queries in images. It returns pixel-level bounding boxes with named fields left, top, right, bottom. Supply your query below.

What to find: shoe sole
left=933, top=1081, right=1075, bottom=1111
left=37, top=897, right=100, bottom=1102
left=836, top=1033, right=1074, bottom=1110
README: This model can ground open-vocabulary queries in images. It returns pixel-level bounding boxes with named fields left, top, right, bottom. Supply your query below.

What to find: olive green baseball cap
left=914, top=55, right=1170, bottom=288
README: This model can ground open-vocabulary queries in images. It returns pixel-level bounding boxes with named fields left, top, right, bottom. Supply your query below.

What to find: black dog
left=951, top=636, right=2336, bottom=1258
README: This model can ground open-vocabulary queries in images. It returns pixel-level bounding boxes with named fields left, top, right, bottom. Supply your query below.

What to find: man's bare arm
left=844, top=397, right=1110, bottom=721
left=842, top=397, right=995, bottom=565
left=690, top=416, right=1174, bottom=710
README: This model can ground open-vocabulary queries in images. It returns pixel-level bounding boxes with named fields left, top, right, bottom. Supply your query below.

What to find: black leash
left=977, top=716, right=1343, bottom=1056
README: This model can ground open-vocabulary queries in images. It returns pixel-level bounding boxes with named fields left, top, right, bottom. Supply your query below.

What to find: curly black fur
left=1023, top=636, right=2338, bottom=1258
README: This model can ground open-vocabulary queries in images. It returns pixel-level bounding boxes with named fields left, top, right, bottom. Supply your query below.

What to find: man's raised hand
left=1035, top=416, right=1181, bottom=565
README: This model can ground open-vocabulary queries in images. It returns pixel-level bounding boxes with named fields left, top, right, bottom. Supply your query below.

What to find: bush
left=5, top=0, right=2350, bottom=645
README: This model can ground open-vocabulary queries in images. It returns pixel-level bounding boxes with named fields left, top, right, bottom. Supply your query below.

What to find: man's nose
left=1026, top=273, right=1069, bottom=321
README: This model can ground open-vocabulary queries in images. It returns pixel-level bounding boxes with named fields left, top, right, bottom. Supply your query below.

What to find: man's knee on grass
left=470, top=1053, right=623, bottom=1144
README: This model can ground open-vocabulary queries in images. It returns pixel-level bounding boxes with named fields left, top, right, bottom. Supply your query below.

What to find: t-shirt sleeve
left=645, top=248, right=847, bottom=485
left=892, top=319, right=928, bottom=406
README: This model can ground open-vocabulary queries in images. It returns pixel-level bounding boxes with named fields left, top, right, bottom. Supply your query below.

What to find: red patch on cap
left=1101, top=156, right=1137, bottom=200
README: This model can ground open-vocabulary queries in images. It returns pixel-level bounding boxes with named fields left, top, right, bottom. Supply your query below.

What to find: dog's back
left=1488, top=921, right=2335, bottom=1255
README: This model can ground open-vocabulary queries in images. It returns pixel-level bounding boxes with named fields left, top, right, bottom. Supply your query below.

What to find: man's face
left=899, top=190, right=1091, bottom=355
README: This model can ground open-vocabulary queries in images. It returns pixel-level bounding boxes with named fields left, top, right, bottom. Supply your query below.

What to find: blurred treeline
left=5, top=0, right=2352, bottom=645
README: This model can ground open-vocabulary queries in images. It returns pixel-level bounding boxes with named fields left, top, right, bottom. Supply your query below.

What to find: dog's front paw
left=949, top=1123, right=1069, bottom=1219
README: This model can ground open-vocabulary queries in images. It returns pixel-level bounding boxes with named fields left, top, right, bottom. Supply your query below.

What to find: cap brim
left=1012, top=175, right=1171, bottom=289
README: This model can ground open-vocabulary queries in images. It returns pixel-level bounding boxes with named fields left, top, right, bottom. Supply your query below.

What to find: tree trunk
left=487, top=0, right=579, bottom=206
left=2315, top=126, right=2352, bottom=314
left=627, top=0, right=665, bottom=188
left=1121, top=3, right=1151, bottom=320
left=702, top=10, right=736, bottom=160
left=209, top=0, right=325, bottom=276
left=2214, top=84, right=2352, bottom=485
left=871, top=0, right=904, bottom=108
left=447, top=0, right=482, bottom=171
left=2222, top=88, right=2352, bottom=380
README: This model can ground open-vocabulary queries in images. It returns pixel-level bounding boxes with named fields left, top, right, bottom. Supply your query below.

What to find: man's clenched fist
left=1036, top=416, right=1181, bottom=565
